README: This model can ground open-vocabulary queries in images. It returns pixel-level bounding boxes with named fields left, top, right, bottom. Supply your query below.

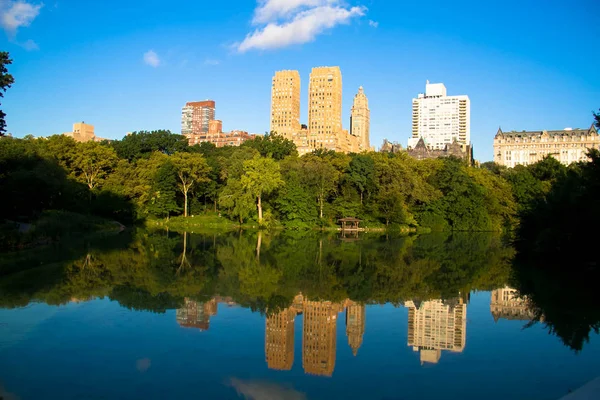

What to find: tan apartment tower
left=350, top=86, right=370, bottom=151
left=63, top=122, right=97, bottom=142
left=270, top=70, right=301, bottom=139
left=309, top=66, right=343, bottom=150
left=302, top=300, right=342, bottom=377
left=265, top=308, right=296, bottom=371
left=181, top=100, right=216, bottom=135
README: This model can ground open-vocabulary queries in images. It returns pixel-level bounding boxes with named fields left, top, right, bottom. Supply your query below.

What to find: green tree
left=111, top=130, right=188, bottom=161
left=171, top=152, right=211, bottom=217
left=593, top=109, right=600, bottom=129
left=0, top=52, right=14, bottom=135
left=348, top=154, right=375, bottom=204
left=275, top=158, right=318, bottom=227
left=219, top=178, right=255, bottom=224
left=302, top=154, right=339, bottom=219
left=148, top=160, right=180, bottom=218
left=374, top=186, right=414, bottom=226
left=72, top=142, right=118, bottom=191
left=241, top=132, right=297, bottom=160
left=241, top=156, right=283, bottom=223
left=425, top=157, right=491, bottom=231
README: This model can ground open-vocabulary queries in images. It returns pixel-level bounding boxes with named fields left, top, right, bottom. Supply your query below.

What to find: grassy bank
left=146, top=214, right=245, bottom=233
left=146, top=213, right=427, bottom=235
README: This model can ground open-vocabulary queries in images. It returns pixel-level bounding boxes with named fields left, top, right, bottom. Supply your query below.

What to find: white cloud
left=20, top=38, right=38, bottom=50
left=368, top=19, right=378, bottom=28
left=252, top=0, right=336, bottom=24
left=0, top=0, right=43, bottom=37
left=238, top=2, right=366, bottom=53
left=204, top=58, right=220, bottom=66
left=143, top=50, right=160, bottom=67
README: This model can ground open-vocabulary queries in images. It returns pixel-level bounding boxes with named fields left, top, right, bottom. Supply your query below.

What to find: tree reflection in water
left=0, top=228, right=597, bottom=353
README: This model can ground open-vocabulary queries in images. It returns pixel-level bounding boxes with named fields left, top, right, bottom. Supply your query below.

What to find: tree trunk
left=184, top=190, right=188, bottom=217
left=256, top=231, right=262, bottom=261
left=257, top=194, right=263, bottom=223
left=319, top=194, right=323, bottom=219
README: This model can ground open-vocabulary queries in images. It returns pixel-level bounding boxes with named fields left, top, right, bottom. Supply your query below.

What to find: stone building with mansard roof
left=493, top=125, right=598, bottom=167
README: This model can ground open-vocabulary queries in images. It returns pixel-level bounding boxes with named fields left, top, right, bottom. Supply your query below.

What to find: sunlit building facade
left=350, top=86, right=371, bottom=151
left=409, top=81, right=470, bottom=151
left=181, top=100, right=215, bottom=136
left=270, top=70, right=301, bottom=139
left=493, top=125, right=599, bottom=167
left=63, top=122, right=106, bottom=142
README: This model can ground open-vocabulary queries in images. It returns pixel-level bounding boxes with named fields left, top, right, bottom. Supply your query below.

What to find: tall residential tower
left=270, top=70, right=301, bottom=139
left=309, top=66, right=343, bottom=150
left=181, top=100, right=216, bottom=136
left=410, top=82, right=470, bottom=150
left=350, top=86, right=370, bottom=151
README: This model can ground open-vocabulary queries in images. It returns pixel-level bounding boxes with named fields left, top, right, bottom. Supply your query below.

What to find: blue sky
left=1, top=0, right=599, bottom=161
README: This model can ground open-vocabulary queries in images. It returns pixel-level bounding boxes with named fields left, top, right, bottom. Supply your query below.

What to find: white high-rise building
left=409, top=81, right=470, bottom=150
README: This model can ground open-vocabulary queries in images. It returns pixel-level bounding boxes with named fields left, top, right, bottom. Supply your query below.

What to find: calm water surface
left=0, top=231, right=598, bottom=400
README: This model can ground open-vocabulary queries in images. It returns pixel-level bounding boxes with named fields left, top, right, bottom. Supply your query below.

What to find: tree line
left=1, top=128, right=598, bottom=236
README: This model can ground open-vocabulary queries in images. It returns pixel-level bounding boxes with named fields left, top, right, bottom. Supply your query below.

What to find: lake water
left=0, top=230, right=598, bottom=400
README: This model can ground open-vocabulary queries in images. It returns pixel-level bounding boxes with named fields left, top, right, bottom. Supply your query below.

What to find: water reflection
left=0, top=228, right=596, bottom=356
left=2, top=229, right=600, bottom=400
left=490, top=287, right=536, bottom=322
left=406, top=298, right=466, bottom=365
left=176, top=298, right=218, bottom=331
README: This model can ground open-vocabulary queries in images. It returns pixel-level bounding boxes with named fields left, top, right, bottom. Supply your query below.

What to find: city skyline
left=1, top=1, right=597, bottom=161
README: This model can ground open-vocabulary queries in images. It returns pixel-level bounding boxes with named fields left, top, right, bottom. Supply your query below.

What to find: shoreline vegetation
left=1, top=123, right=599, bottom=251
left=0, top=129, right=584, bottom=248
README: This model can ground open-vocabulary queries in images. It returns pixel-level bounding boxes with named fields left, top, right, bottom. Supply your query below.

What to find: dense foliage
left=1, top=131, right=536, bottom=234
left=509, top=149, right=600, bottom=351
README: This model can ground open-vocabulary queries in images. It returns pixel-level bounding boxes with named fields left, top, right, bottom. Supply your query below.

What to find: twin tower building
left=270, top=67, right=371, bottom=155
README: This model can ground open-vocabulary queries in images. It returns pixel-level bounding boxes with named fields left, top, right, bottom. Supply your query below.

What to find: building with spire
left=269, top=67, right=367, bottom=155
left=350, top=87, right=371, bottom=151
left=270, top=70, right=301, bottom=139
left=405, top=298, right=467, bottom=365
left=345, top=302, right=366, bottom=356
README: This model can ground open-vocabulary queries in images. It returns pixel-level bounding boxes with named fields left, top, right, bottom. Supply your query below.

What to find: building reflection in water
left=490, top=286, right=535, bottom=322
left=265, top=307, right=296, bottom=371
left=176, top=297, right=235, bottom=331
left=264, top=294, right=366, bottom=377
left=404, top=298, right=467, bottom=365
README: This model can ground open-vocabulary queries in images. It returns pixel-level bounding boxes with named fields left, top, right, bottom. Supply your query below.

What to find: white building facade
left=409, top=81, right=470, bottom=150
left=493, top=125, right=599, bottom=167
